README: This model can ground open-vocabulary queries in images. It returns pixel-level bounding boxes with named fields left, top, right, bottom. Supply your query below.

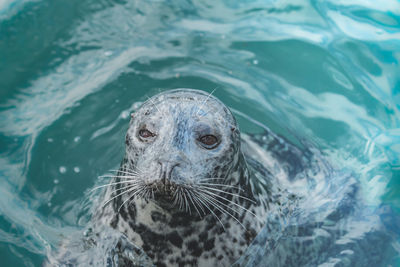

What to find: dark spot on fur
left=204, top=238, right=215, bottom=251
left=119, top=202, right=136, bottom=222
left=151, top=211, right=166, bottom=223
left=170, top=211, right=198, bottom=228
left=199, top=232, right=207, bottom=240
left=167, top=231, right=183, bottom=248
left=110, top=215, right=118, bottom=228
left=218, top=255, right=223, bottom=260
left=187, top=240, right=202, bottom=257
left=183, top=228, right=192, bottom=237
left=132, top=223, right=172, bottom=261
left=244, top=229, right=257, bottom=244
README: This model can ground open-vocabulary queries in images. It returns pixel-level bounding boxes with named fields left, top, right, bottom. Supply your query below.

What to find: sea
left=0, top=0, right=399, bottom=266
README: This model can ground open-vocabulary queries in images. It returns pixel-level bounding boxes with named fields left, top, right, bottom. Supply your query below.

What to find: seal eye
left=199, top=135, right=219, bottom=149
left=139, top=129, right=155, bottom=139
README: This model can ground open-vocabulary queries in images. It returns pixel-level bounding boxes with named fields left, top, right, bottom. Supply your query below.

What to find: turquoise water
left=0, top=0, right=400, bottom=266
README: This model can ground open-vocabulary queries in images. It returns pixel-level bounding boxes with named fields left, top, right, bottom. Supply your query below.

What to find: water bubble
left=53, top=179, right=59, bottom=184
left=47, top=138, right=54, bottom=143
left=253, top=59, right=259, bottom=65
left=175, top=73, right=180, bottom=78
left=74, top=136, right=81, bottom=142
left=59, top=166, right=67, bottom=174
left=74, top=167, right=81, bottom=173
left=104, top=51, right=113, bottom=56
left=121, top=111, right=129, bottom=119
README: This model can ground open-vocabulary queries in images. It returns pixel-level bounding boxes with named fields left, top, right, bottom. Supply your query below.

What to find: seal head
left=123, top=89, right=243, bottom=212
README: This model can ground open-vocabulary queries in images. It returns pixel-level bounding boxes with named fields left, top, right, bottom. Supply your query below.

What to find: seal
left=91, top=89, right=276, bottom=266
left=46, top=89, right=396, bottom=267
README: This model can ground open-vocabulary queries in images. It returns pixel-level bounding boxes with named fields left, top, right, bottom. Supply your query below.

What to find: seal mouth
left=148, top=180, right=178, bottom=200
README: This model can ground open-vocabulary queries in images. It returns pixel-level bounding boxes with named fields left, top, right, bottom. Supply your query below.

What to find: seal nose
left=158, top=161, right=179, bottom=185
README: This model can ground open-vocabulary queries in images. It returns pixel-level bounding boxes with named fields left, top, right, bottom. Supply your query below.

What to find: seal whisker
left=193, top=191, right=226, bottom=231
left=198, top=188, right=263, bottom=223
left=173, top=189, right=180, bottom=209
left=108, top=176, right=138, bottom=180
left=177, top=188, right=184, bottom=210
left=117, top=187, right=144, bottom=212
left=90, top=180, right=141, bottom=192
left=184, top=188, right=202, bottom=218
left=127, top=187, right=148, bottom=206
left=144, top=188, right=152, bottom=201
left=199, top=178, right=225, bottom=181
left=107, top=184, right=141, bottom=197
left=131, top=166, right=145, bottom=174
left=103, top=184, right=146, bottom=207
left=146, top=95, right=161, bottom=113
left=188, top=189, right=207, bottom=216
left=110, top=169, right=138, bottom=174
left=197, top=185, right=256, bottom=204
left=102, top=184, right=144, bottom=208
left=98, top=175, right=137, bottom=179
left=172, top=187, right=181, bottom=208
left=196, top=183, right=245, bottom=191
left=137, top=186, right=149, bottom=199
left=198, top=191, right=248, bottom=231
left=183, top=189, right=192, bottom=215
left=109, top=169, right=140, bottom=176
left=195, top=86, right=219, bottom=116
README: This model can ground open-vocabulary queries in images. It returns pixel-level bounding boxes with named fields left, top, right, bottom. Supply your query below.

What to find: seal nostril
left=168, top=163, right=179, bottom=182
left=158, top=161, right=179, bottom=185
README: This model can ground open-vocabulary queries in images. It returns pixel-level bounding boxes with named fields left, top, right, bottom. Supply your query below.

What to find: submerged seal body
left=93, top=89, right=273, bottom=266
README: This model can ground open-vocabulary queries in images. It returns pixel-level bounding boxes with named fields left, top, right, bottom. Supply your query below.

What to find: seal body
left=92, top=89, right=272, bottom=266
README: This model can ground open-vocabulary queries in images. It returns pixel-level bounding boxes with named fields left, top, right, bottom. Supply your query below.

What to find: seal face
left=124, top=89, right=241, bottom=207
left=94, top=89, right=268, bottom=266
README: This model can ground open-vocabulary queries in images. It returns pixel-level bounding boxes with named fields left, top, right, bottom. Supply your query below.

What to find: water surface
left=0, top=0, right=399, bottom=266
